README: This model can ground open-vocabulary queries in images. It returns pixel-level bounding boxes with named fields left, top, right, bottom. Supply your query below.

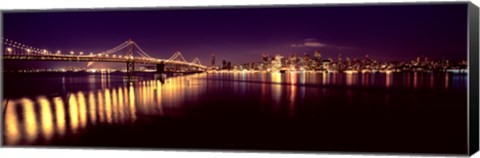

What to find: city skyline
left=3, top=4, right=468, bottom=68
left=1, top=37, right=468, bottom=72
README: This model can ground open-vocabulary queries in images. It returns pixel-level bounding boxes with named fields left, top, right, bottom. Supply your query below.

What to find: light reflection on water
left=68, top=93, right=79, bottom=133
left=88, top=91, right=97, bottom=124
left=22, top=98, right=37, bottom=143
left=4, top=100, right=20, bottom=145
left=53, top=97, right=66, bottom=137
left=208, top=71, right=466, bottom=90
left=3, top=72, right=466, bottom=145
left=38, top=96, right=53, bottom=141
left=3, top=73, right=207, bottom=145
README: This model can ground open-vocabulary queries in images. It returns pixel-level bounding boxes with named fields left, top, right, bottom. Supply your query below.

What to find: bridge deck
left=2, top=54, right=207, bottom=69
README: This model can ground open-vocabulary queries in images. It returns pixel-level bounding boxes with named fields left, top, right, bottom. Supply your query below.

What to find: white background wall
left=0, top=0, right=479, bottom=158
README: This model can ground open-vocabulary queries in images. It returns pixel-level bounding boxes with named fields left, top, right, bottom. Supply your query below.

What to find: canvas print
left=1, top=3, right=478, bottom=155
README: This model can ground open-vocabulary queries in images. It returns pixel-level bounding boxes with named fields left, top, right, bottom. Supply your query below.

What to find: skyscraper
left=211, top=54, right=216, bottom=68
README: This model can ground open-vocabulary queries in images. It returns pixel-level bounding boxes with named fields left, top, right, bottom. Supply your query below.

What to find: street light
left=79, top=52, right=84, bottom=55
left=70, top=51, right=74, bottom=55
left=26, top=48, right=31, bottom=54
left=56, top=50, right=61, bottom=55
left=7, top=47, right=12, bottom=54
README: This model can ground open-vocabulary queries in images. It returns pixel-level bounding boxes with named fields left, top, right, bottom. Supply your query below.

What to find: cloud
left=291, top=38, right=327, bottom=48
left=290, top=44, right=304, bottom=47
left=304, top=41, right=327, bottom=47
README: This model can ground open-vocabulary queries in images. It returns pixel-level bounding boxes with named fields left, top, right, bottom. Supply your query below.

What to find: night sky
left=2, top=3, right=468, bottom=68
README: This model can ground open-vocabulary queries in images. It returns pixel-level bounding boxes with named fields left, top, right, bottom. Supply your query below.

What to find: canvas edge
left=0, top=9, right=4, bottom=148
left=468, top=1, right=480, bottom=156
left=0, top=1, right=471, bottom=14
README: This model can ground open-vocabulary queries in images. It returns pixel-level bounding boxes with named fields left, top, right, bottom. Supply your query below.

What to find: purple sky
left=3, top=3, right=468, bottom=68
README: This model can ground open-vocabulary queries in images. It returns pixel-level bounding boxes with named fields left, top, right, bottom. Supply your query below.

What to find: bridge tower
left=126, top=39, right=135, bottom=77
left=157, top=61, right=165, bottom=74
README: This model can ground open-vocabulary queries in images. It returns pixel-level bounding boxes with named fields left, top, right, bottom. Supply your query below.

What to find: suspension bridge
left=1, top=39, right=207, bottom=75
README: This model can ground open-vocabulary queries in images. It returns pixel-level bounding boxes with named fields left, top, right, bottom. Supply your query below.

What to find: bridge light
left=79, top=52, right=84, bottom=55
left=26, top=49, right=31, bottom=54
left=6, top=47, right=12, bottom=54
left=90, top=52, right=94, bottom=56
left=70, top=51, right=74, bottom=55
left=113, top=55, right=116, bottom=58
left=56, top=50, right=61, bottom=54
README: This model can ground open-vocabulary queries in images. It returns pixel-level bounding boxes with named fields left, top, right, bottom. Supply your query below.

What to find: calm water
left=2, top=71, right=468, bottom=154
